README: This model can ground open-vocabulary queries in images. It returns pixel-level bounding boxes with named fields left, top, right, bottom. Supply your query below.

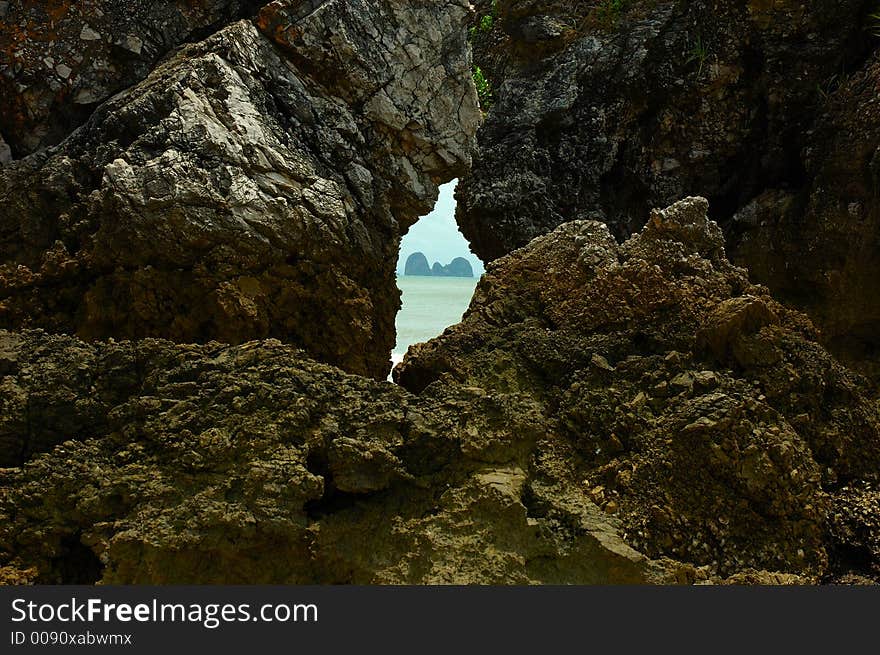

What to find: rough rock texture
left=0, top=132, right=10, bottom=164
left=460, top=0, right=880, bottom=377
left=2, top=1, right=879, bottom=588
left=3, top=198, right=878, bottom=584
left=0, top=0, right=480, bottom=379
left=0, top=329, right=686, bottom=584
left=0, top=0, right=265, bottom=157
left=397, top=197, right=880, bottom=581
left=734, top=52, right=880, bottom=380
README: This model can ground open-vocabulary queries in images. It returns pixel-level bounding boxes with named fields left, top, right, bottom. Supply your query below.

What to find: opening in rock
left=391, top=181, right=484, bottom=380
left=51, top=534, right=103, bottom=584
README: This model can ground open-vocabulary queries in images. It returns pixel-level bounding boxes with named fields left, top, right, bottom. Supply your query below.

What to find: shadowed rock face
left=1, top=0, right=879, bottom=588
left=461, top=0, right=880, bottom=377
left=733, top=52, right=880, bottom=380
left=0, top=1, right=481, bottom=379
left=0, top=0, right=265, bottom=157
left=2, top=199, right=878, bottom=584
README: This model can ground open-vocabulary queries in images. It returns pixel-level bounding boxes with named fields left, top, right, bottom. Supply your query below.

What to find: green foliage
left=597, top=0, right=629, bottom=26
left=470, top=2, right=499, bottom=40
left=472, top=66, right=493, bottom=111
left=686, top=35, right=709, bottom=78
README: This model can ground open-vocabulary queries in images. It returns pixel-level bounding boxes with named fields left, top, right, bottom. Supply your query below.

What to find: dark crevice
left=303, top=449, right=362, bottom=519
left=50, top=535, right=104, bottom=585
left=823, top=542, right=878, bottom=583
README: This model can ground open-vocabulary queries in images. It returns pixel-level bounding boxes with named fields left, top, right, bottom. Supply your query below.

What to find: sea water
left=390, top=275, right=479, bottom=377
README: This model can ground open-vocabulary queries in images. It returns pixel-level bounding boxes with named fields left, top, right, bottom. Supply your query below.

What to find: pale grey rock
left=79, top=25, right=102, bottom=41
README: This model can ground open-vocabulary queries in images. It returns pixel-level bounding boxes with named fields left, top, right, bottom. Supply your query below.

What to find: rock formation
left=0, top=0, right=481, bottom=379
left=0, top=1, right=264, bottom=158
left=434, top=257, right=474, bottom=277
left=397, top=197, right=880, bottom=582
left=404, top=252, right=431, bottom=276
left=733, top=51, right=880, bottom=380
left=0, top=328, right=677, bottom=584
left=460, top=0, right=880, bottom=378
left=404, top=253, right=474, bottom=277
left=2, top=199, right=878, bottom=584
left=1, top=0, right=879, bottom=587
left=0, top=133, right=10, bottom=165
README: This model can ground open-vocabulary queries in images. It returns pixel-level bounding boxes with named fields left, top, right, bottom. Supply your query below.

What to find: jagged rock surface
left=460, top=0, right=880, bottom=377
left=0, top=0, right=480, bottom=379
left=397, top=197, right=880, bottom=581
left=2, top=198, right=878, bottom=584
left=733, top=51, right=880, bottom=380
left=1, top=0, right=878, bottom=587
left=0, top=329, right=684, bottom=585
left=0, top=0, right=264, bottom=157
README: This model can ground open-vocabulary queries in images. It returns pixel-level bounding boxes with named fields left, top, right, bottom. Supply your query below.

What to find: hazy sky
left=397, top=180, right=485, bottom=275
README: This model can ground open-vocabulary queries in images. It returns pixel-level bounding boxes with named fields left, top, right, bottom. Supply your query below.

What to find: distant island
left=403, top=252, right=473, bottom=277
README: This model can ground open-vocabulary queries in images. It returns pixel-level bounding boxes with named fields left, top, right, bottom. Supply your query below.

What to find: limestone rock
left=0, top=1, right=264, bottom=157
left=0, top=133, right=10, bottom=165
left=460, top=0, right=880, bottom=376
left=0, top=329, right=678, bottom=584
left=461, top=0, right=868, bottom=258
left=433, top=257, right=475, bottom=278
left=2, top=198, right=878, bottom=584
left=404, top=253, right=431, bottom=276
left=0, top=1, right=480, bottom=379
left=733, top=52, right=880, bottom=380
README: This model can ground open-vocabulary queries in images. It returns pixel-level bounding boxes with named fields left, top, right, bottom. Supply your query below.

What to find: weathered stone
left=0, top=1, right=265, bottom=157
left=2, top=198, right=878, bottom=584
left=1, top=0, right=878, bottom=589
left=0, top=133, right=10, bottom=165
left=0, top=330, right=676, bottom=585
left=733, top=52, right=880, bottom=380
left=696, top=296, right=779, bottom=363
left=0, top=1, right=480, bottom=379
left=397, top=197, right=880, bottom=580
left=460, top=0, right=880, bottom=377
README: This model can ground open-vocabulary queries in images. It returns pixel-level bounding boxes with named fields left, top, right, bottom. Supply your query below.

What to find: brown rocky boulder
left=397, top=197, right=880, bottom=581
left=2, top=198, right=877, bottom=584
left=0, top=329, right=682, bottom=584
